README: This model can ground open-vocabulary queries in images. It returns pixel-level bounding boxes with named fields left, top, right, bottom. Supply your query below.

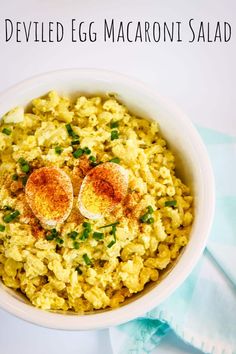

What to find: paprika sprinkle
left=78, top=162, right=128, bottom=219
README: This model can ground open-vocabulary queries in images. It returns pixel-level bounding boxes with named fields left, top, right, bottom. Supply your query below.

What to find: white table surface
left=0, top=1, right=235, bottom=353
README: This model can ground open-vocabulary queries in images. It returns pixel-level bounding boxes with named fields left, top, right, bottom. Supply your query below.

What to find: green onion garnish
left=12, top=174, right=18, bottom=181
left=65, top=124, right=78, bottom=139
left=46, top=228, right=58, bottom=241
left=99, top=221, right=119, bottom=229
left=147, top=205, right=154, bottom=214
left=139, top=213, right=149, bottom=223
left=108, top=240, right=116, bottom=248
left=73, top=148, right=84, bottom=159
left=83, top=147, right=91, bottom=155
left=147, top=217, right=154, bottom=224
left=110, top=225, right=117, bottom=236
left=55, top=237, right=64, bottom=245
left=99, top=222, right=118, bottom=248
left=109, top=157, right=120, bottom=164
left=139, top=206, right=155, bottom=224
left=3, top=210, right=20, bottom=223
left=46, top=234, right=55, bottom=241
left=79, top=222, right=92, bottom=241
left=165, top=200, right=177, bottom=207
left=89, top=155, right=96, bottom=163
left=75, top=266, right=82, bottom=275
left=82, top=222, right=91, bottom=231
left=21, top=164, right=30, bottom=173
left=55, top=146, right=63, bottom=155
left=80, top=228, right=90, bottom=241
left=83, top=253, right=92, bottom=266
left=110, top=121, right=119, bottom=129
left=73, top=241, right=80, bottom=249
left=71, top=139, right=80, bottom=145
left=18, top=158, right=30, bottom=173
left=111, top=130, right=119, bottom=141
left=0, top=225, right=5, bottom=232
left=3, top=205, right=14, bottom=211
left=66, top=123, right=73, bottom=135
left=21, top=176, right=28, bottom=186
left=68, top=231, right=78, bottom=240
left=93, top=232, right=104, bottom=241
left=2, top=128, right=11, bottom=136
left=89, top=156, right=101, bottom=167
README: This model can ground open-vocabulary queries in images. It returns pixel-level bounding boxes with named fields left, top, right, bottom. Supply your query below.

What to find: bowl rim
left=0, top=68, right=215, bottom=330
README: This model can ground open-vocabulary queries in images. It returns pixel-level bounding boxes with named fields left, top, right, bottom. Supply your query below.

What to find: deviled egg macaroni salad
left=0, top=92, right=193, bottom=312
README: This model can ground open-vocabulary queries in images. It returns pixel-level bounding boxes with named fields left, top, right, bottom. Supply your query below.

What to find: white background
left=0, top=0, right=235, bottom=353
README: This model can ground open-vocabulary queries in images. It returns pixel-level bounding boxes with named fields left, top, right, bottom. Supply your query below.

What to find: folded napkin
left=109, top=127, right=236, bottom=354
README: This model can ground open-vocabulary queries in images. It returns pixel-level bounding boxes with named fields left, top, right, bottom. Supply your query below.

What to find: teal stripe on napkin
left=197, top=127, right=236, bottom=144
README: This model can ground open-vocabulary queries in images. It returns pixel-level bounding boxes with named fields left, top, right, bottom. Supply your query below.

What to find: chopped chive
left=80, top=222, right=92, bottom=241
left=80, top=228, right=90, bottom=241
left=108, top=240, right=116, bottom=248
left=139, top=213, right=149, bottom=223
left=3, top=205, right=14, bottom=211
left=99, top=222, right=119, bottom=229
left=147, top=217, right=154, bottom=224
left=73, top=241, right=80, bottom=249
left=21, top=176, right=28, bottom=186
left=83, top=253, right=92, bottom=266
left=55, top=237, right=64, bottom=245
left=18, top=158, right=30, bottom=173
left=18, top=157, right=25, bottom=164
left=73, top=148, right=84, bottom=159
left=75, top=266, right=82, bottom=275
left=83, top=147, right=91, bottom=155
left=111, top=130, right=119, bottom=141
left=65, top=123, right=79, bottom=139
left=93, top=232, right=104, bottom=241
left=55, top=146, right=63, bottom=155
left=89, top=155, right=96, bottom=163
left=110, top=121, right=119, bottom=129
left=89, top=156, right=101, bottom=167
left=21, top=164, right=30, bottom=173
left=140, top=205, right=155, bottom=224
left=46, top=234, right=55, bottom=241
left=0, top=225, right=5, bottom=232
left=3, top=210, right=20, bottom=223
left=2, top=128, right=11, bottom=136
left=165, top=200, right=177, bottom=207
left=71, top=139, right=80, bottom=145
left=68, top=231, right=78, bottom=240
left=109, top=157, right=120, bottom=164
left=110, top=224, right=117, bottom=235
left=83, top=222, right=91, bottom=231
left=12, top=174, right=18, bottom=181
left=101, top=221, right=118, bottom=248
left=46, top=228, right=58, bottom=241
left=147, top=206, right=154, bottom=214
left=65, top=124, right=75, bottom=137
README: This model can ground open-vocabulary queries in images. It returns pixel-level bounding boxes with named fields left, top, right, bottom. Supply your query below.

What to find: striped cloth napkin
left=109, top=127, right=236, bottom=354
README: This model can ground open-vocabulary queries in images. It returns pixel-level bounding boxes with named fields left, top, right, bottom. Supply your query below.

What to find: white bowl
left=0, top=69, right=215, bottom=330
